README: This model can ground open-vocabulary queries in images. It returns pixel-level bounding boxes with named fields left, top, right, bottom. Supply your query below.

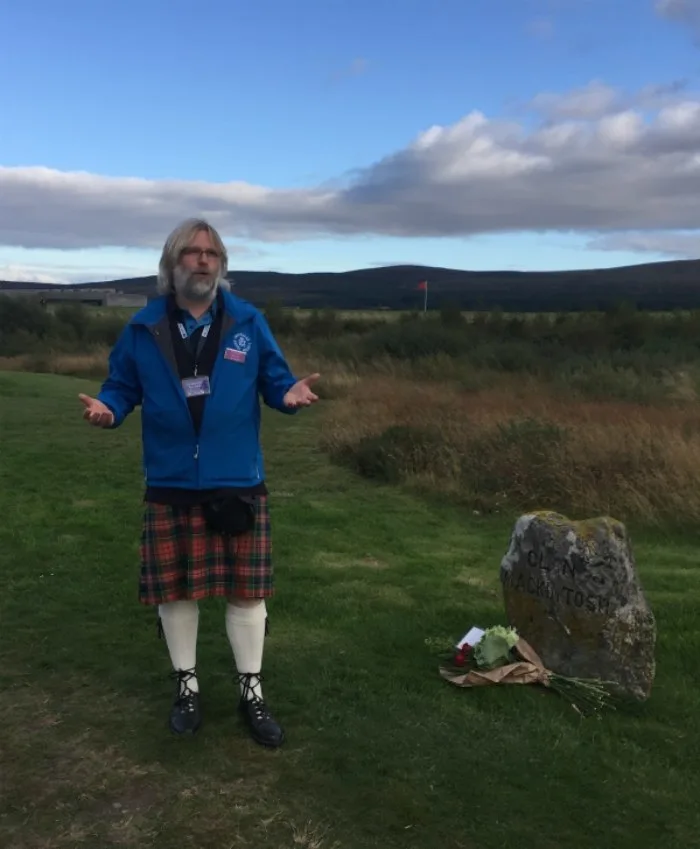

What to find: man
left=78, top=218, right=319, bottom=747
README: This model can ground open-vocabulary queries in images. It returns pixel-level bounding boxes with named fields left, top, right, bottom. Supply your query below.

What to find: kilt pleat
left=138, top=495, right=273, bottom=605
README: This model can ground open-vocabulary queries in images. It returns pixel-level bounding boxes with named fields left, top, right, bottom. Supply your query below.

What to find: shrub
left=0, top=296, right=54, bottom=345
left=0, top=329, right=45, bottom=358
left=54, top=303, right=90, bottom=342
left=361, top=319, right=469, bottom=361
left=321, top=375, right=700, bottom=527
left=0, top=297, right=130, bottom=356
left=337, top=424, right=450, bottom=484
left=304, top=309, right=341, bottom=340
left=439, top=301, right=466, bottom=329
left=462, top=417, right=571, bottom=509
left=263, top=299, right=300, bottom=337
left=84, top=314, right=127, bottom=347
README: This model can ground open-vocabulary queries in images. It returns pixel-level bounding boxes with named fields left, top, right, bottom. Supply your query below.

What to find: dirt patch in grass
left=313, top=551, right=391, bottom=570
left=0, top=683, right=165, bottom=847
left=454, top=572, right=500, bottom=596
left=0, top=676, right=335, bottom=849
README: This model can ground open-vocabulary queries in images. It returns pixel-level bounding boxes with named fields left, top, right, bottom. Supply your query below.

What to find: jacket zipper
left=190, top=321, right=233, bottom=477
left=150, top=313, right=238, bottom=485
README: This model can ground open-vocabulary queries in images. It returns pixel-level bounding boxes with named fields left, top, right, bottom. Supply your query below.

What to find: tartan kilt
left=138, top=495, right=273, bottom=605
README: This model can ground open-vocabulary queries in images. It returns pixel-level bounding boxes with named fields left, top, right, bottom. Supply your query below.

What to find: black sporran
left=202, top=495, right=256, bottom=537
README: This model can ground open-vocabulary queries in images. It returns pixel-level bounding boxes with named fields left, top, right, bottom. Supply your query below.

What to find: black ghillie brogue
left=169, top=668, right=201, bottom=735
left=236, top=672, right=285, bottom=748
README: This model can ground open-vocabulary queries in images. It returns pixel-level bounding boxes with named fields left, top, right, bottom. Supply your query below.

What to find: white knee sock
left=158, top=600, right=200, bottom=694
left=225, top=601, right=266, bottom=701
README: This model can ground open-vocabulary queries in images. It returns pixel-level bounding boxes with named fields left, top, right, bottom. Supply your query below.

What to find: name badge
left=182, top=376, right=211, bottom=398
left=224, top=347, right=246, bottom=363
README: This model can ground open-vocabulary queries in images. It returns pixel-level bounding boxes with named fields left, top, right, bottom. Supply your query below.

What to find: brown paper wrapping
left=439, top=637, right=553, bottom=688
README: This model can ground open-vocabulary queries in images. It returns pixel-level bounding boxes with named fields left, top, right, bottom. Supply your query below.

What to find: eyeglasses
left=181, top=247, right=220, bottom=260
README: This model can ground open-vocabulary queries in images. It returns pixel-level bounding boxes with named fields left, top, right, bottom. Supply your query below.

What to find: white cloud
left=528, top=78, right=689, bottom=120
left=588, top=231, right=700, bottom=258
left=0, top=265, right=69, bottom=284
left=0, top=259, right=159, bottom=285
left=2, top=79, right=700, bottom=255
left=530, top=80, right=621, bottom=120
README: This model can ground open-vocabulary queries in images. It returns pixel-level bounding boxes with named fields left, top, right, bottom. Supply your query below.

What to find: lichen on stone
left=499, top=510, right=656, bottom=701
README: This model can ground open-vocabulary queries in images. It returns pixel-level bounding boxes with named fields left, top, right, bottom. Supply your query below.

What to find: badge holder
left=182, top=375, right=211, bottom=398
left=179, top=323, right=212, bottom=398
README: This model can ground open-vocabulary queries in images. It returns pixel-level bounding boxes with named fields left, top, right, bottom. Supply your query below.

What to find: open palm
left=78, top=393, right=115, bottom=427
left=283, top=373, right=321, bottom=408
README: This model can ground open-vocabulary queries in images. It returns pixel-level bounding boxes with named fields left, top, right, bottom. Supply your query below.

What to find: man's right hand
left=78, top=394, right=115, bottom=428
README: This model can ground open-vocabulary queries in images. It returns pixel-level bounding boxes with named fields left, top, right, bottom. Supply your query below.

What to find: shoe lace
left=171, top=668, right=198, bottom=712
left=237, top=672, right=271, bottom=720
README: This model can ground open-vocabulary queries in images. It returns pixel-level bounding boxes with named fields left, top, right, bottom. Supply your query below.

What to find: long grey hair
left=156, top=218, right=231, bottom=295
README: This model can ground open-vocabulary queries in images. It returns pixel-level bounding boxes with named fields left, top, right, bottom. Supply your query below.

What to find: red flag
left=416, top=280, right=427, bottom=291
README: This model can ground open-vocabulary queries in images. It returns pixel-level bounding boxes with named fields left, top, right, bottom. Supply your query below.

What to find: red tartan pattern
left=138, top=496, right=273, bottom=605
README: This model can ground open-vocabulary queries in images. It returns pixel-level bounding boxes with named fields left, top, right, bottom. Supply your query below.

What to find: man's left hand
left=283, top=373, right=321, bottom=408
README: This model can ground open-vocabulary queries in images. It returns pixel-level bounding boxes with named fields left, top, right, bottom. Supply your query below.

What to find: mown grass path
left=1, top=371, right=699, bottom=849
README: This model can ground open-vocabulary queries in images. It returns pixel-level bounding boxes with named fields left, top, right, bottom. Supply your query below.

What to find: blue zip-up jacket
left=97, top=289, right=299, bottom=490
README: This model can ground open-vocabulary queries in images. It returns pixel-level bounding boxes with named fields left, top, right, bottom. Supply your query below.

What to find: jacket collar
left=130, top=285, right=256, bottom=327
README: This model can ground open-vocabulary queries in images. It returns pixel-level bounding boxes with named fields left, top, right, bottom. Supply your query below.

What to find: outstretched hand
left=283, top=373, right=321, bottom=408
left=78, top=393, right=115, bottom=427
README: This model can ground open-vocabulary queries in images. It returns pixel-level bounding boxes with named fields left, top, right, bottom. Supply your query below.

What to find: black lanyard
left=177, top=323, right=210, bottom=376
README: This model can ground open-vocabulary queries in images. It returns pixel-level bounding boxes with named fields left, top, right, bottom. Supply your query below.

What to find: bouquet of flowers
left=428, top=625, right=618, bottom=717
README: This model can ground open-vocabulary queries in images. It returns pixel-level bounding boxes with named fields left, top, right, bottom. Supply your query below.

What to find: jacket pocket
left=141, top=405, right=197, bottom=485
left=143, top=438, right=198, bottom=484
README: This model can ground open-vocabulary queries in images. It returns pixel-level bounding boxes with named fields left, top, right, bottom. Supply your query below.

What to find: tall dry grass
left=0, top=348, right=110, bottom=379
left=4, top=340, right=700, bottom=526
left=320, top=373, right=700, bottom=526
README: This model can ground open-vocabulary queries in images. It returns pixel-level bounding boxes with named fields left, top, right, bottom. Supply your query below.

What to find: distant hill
left=2, top=259, right=700, bottom=312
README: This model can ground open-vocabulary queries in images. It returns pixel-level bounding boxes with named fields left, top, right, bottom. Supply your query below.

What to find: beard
left=173, top=265, right=218, bottom=303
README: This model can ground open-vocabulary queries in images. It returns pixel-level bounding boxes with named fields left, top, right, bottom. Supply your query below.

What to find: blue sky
left=1, top=0, right=700, bottom=283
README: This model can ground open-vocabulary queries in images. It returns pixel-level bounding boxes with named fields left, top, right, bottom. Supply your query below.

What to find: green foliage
left=337, top=305, right=700, bottom=376
left=0, top=329, right=45, bottom=357
left=305, top=308, right=341, bottom=339
left=361, top=317, right=468, bottom=360
left=54, top=303, right=89, bottom=341
left=301, top=306, right=700, bottom=403
left=0, top=296, right=53, bottom=342
left=84, top=313, right=129, bottom=347
left=6, top=295, right=700, bottom=406
left=438, top=300, right=465, bottom=328
left=0, top=295, right=130, bottom=356
left=263, top=298, right=300, bottom=336
left=473, top=626, right=520, bottom=669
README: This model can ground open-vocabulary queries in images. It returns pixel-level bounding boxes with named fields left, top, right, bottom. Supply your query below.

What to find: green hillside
left=2, top=257, right=700, bottom=311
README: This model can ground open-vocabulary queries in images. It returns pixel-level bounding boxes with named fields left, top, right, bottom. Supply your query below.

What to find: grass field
left=1, top=369, right=700, bottom=848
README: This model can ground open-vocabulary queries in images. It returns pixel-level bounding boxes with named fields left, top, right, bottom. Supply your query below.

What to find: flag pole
left=423, top=280, right=428, bottom=313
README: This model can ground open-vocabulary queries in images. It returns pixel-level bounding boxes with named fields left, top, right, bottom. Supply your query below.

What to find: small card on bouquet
left=456, top=626, right=485, bottom=649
